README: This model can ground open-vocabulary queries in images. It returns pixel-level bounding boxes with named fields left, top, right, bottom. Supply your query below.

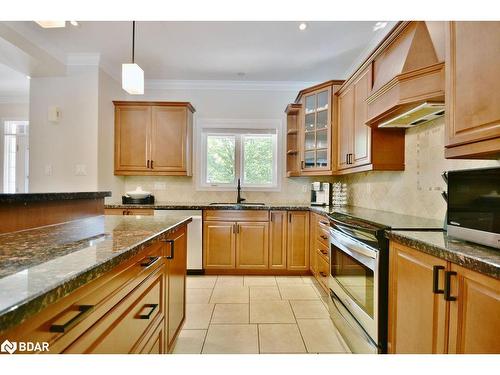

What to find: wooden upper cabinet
left=285, top=104, right=302, bottom=177
left=388, top=242, right=448, bottom=354
left=114, top=101, right=195, bottom=176
left=447, top=264, right=500, bottom=354
left=286, top=211, right=310, bottom=271
left=337, top=85, right=354, bottom=170
left=294, top=81, right=343, bottom=176
left=445, top=22, right=500, bottom=159
left=235, top=222, right=269, bottom=269
left=352, top=67, right=372, bottom=167
left=114, top=105, right=151, bottom=172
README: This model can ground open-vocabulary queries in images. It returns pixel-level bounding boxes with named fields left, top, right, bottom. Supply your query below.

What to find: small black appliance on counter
left=122, top=195, right=155, bottom=205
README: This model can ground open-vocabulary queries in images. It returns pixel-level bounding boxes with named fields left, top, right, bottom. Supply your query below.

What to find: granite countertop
left=386, top=230, right=500, bottom=279
left=0, top=211, right=192, bottom=334
left=0, top=191, right=112, bottom=204
left=105, top=202, right=444, bottom=230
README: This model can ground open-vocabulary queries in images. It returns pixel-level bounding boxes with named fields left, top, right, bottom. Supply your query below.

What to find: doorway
left=3, top=120, right=29, bottom=193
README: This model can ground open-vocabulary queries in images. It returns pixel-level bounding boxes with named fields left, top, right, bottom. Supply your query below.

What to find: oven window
left=331, top=245, right=374, bottom=318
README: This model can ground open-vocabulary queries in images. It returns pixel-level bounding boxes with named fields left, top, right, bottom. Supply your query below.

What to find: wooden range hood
left=366, top=22, right=445, bottom=128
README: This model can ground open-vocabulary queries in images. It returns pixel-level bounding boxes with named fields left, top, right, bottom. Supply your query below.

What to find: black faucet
left=237, top=178, right=246, bottom=204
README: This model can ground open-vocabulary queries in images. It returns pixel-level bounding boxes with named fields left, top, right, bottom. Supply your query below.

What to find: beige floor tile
left=290, top=300, right=330, bottom=319
left=249, top=286, right=281, bottom=301
left=186, top=276, right=217, bottom=289
left=244, top=276, right=277, bottom=286
left=258, top=324, right=306, bottom=353
left=215, top=275, right=244, bottom=287
left=186, top=288, right=213, bottom=304
left=276, top=276, right=306, bottom=285
left=172, top=329, right=207, bottom=354
left=311, top=282, right=329, bottom=297
left=297, top=319, right=348, bottom=353
left=279, top=285, right=320, bottom=300
left=211, top=303, right=249, bottom=324
left=184, top=303, right=215, bottom=329
left=301, top=276, right=316, bottom=284
left=250, top=301, right=295, bottom=323
left=202, top=324, right=259, bottom=354
left=210, top=286, right=249, bottom=303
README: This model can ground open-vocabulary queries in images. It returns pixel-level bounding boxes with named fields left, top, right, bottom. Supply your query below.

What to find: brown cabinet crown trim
left=113, top=101, right=196, bottom=113
left=295, top=80, right=344, bottom=103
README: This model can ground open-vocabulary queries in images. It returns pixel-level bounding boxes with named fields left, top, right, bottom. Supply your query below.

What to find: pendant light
left=122, top=21, right=144, bottom=95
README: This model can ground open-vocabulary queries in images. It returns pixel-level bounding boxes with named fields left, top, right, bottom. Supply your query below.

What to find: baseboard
left=187, top=269, right=205, bottom=275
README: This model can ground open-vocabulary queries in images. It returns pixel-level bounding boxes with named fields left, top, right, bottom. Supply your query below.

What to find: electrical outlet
left=154, top=181, right=167, bottom=190
left=75, top=164, right=87, bottom=176
left=302, top=185, right=308, bottom=193
left=44, top=164, right=52, bottom=176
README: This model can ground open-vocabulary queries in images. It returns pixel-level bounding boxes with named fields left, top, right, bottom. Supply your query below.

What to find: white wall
left=97, top=69, right=126, bottom=202
left=0, top=102, right=29, bottom=190
left=29, top=66, right=99, bottom=192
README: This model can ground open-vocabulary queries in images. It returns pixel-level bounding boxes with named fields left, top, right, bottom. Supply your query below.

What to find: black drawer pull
left=320, top=235, right=328, bottom=240
left=162, top=239, right=175, bottom=260
left=140, top=256, right=159, bottom=268
left=444, top=271, right=457, bottom=301
left=320, top=249, right=328, bottom=255
left=432, top=265, right=445, bottom=294
left=319, top=272, right=327, bottom=277
left=50, top=305, right=94, bottom=333
left=137, top=304, right=158, bottom=320
left=319, top=221, right=329, bottom=226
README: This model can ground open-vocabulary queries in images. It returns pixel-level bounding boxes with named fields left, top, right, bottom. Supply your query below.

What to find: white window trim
left=195, top=118, right=283, bottom=192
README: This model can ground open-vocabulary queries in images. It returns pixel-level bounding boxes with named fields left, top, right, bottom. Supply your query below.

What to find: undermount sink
left=209, top=202, right=265, bottom=206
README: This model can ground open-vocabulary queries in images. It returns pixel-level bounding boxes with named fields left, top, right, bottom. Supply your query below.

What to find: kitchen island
left=0, top=211, right=192, bottom=354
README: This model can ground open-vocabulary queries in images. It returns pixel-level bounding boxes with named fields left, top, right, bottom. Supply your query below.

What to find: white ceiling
left=1, top=21, right=396, bottom=82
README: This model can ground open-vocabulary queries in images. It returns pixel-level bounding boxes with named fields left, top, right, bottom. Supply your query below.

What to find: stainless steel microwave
left=447, top=167, right=500, bottom=249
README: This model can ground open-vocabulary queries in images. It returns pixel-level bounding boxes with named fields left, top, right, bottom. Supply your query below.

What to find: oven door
left=329, top=228, right=379, bottom=343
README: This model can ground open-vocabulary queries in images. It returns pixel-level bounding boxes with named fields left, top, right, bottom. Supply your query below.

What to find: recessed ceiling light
left=35, top=21, right=66, bottom=28
left=70, top=21, right=79, bottom=27
left=373, top=22, right=388, bottom=31
left=299, top=23, right=307, bottom=31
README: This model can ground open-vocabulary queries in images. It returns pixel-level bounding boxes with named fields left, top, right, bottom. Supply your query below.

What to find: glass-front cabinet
left=300, top=85, right=333, bottom=173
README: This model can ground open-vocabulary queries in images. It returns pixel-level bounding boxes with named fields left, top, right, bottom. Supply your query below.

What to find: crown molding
left=145, top=79, right=318, bottom=92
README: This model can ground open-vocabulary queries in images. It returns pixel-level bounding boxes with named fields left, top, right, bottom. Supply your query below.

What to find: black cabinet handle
left=432, top=265, right=445, bottom=294
left=320, top=234, right=328, bottom=240
left=345, top=154, right=348, bottom=164
left=319, top=221, right=329, bottom=226
left=151, top=160, right=154, bottom=169
left=301, top=160, right=305, bottom=169
left=319, top=272, right=327, bottom=277
left=50, top=305, right=94, bottom=333
left=140, top=256, right=159, bottom=267
left=137, top=304, right=158, bottom=320
left=162, top=239, right=175, bottom=259
left=444, top=271, right=457, bottom=301
left=147, top=160, right=150, bottom=168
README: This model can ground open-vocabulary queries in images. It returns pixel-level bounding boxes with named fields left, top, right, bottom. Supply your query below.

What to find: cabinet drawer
left=317, top=250, right=330, bottom=288
left=65, top=265, right=165, bottom=354
left=2, top=241, right=165, bottom=353
left=316, top=240, right=330, bottom=259
left=105, top=208, right=154, bottom=216
left=317, top=226, right=330, bottom=247
left=203, top=210, right=269, bottom=222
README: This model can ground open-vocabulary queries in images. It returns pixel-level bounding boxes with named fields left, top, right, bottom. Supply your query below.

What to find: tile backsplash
left=336, top=117, right=499, bottom=220
left=123, top=117, right=499, bottom=220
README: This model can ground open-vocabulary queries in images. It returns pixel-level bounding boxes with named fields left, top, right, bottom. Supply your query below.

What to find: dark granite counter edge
left=105, top=203, right=312, bottom=211
left=386, top=231, right=499, bottom=280
left=0, top=216, right=192, bottom=335
left=0, top=191, right=112, bottom=204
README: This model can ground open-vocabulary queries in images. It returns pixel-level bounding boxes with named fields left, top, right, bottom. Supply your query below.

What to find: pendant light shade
left=122, top=21, right=144, bottom=95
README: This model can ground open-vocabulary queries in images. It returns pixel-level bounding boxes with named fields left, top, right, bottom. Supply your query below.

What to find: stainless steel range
left=326, top=213, right=389, bottom=353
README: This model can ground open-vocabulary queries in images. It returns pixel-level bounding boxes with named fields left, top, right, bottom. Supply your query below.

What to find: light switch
left=44, top=164, right=52, bottom=176
left=75, top=164, right=87, bottom=176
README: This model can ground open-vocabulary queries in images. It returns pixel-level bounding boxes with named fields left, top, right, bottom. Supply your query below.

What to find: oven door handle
left=330, top=229, right=377, bottom=260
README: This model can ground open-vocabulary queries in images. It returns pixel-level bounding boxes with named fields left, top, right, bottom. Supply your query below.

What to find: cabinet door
left=165, top=226, right=187, bottom=348
left=337, top=86, right=354, bottom=170
left=203, top=221, right=236, bottom=269
left=151, top=106, right=187, bottom=172
left=269, top=211, right=287, bottom=269
left=115, top=105, right=151, bottom=172
left=352, top=67, right=372, bottom=167
left=286, top=211, right=310, bottom=271
left=445, top=22, right=500, bottom=153
left=235, top=222, right=269, bottom=269
left=447, top=264, right=500, bottom=354
left=388, top=242, right=448, bottom=354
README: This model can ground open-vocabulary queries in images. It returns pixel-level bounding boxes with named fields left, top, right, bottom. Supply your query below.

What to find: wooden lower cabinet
left=388, top=241, right=500, bottom=354
left=203, top=221, right=236, bottom=269
left=447, top=263, right=500, bottom=354
left=105, top=208, right=155, bottom=216
left=287, top=211, right=310, bottom=271
left=0, top=224, right=189, bottom=354
left=269, top=211, right=287, bottom=269
left=165, top=226, right=187, bottom=350
left=236, top=222, right=269, bottom=269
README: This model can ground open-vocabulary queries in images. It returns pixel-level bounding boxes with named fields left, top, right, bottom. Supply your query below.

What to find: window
left=3, top=120, right=29, bottom=193
left=200, top=128, right=278, bottom=190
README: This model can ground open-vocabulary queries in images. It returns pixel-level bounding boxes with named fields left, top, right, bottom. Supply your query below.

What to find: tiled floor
left=172, top=275, right=350, bottom=354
